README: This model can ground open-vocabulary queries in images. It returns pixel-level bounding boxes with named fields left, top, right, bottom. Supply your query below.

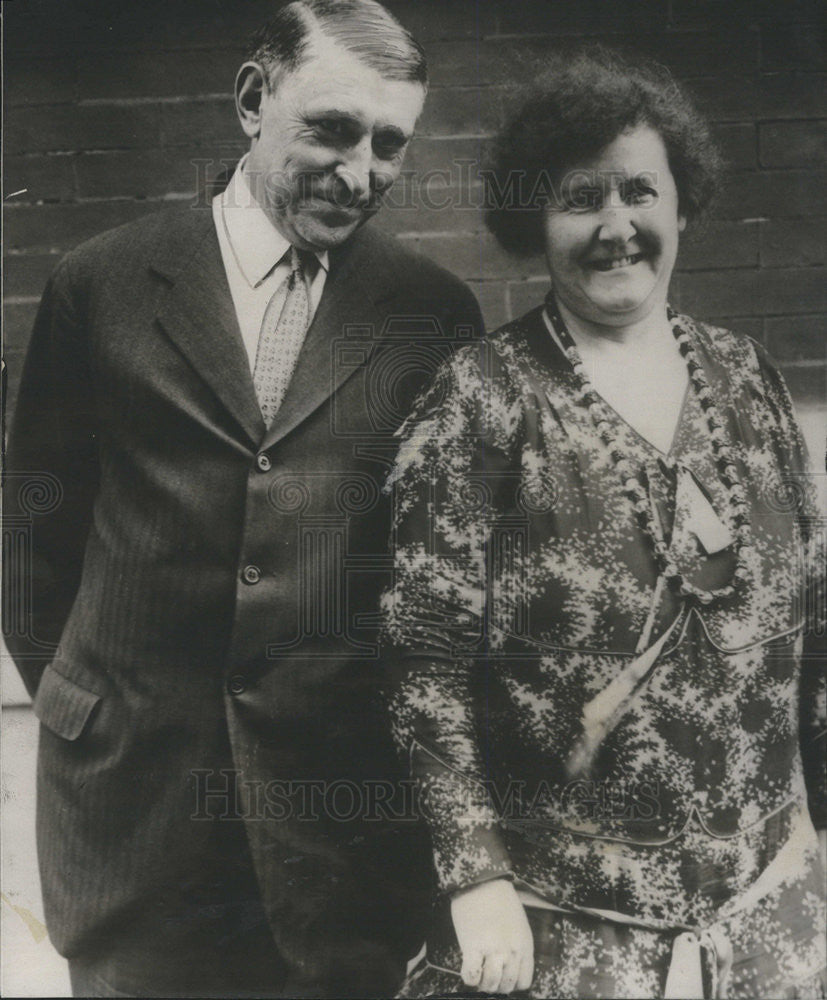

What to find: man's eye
left=314, top=119, right=353, bottom=142
left=373, top=138, right=405, bottom=160
left=318, top=120, right=345, bottom=135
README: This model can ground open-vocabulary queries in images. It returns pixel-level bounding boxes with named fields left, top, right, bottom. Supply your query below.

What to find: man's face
left=243, top=31, right=425, bottom=252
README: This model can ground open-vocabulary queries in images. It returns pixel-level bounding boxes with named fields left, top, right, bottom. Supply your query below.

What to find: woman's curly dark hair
left=485, top=44, right=722, bottom=255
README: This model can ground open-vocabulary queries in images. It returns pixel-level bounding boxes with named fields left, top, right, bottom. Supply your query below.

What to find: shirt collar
left=220, top=154, right=329, bottom=288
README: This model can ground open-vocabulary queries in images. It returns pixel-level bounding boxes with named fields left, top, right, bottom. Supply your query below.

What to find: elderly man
left=4, top=2, right=483, bottom=996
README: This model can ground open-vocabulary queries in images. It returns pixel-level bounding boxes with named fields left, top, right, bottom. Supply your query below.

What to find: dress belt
left=515, top=804, right=818, bottom=999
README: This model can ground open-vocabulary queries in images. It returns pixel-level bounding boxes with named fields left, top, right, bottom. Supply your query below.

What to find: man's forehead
left=283, top=28, right=423, bottom=109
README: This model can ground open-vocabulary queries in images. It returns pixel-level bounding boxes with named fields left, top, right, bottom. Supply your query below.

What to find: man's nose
left=334, top=139, right=376, bottom=205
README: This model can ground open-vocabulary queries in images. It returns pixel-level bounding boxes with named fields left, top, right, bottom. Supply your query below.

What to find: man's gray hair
left=246, top=0, right=427, bottom=89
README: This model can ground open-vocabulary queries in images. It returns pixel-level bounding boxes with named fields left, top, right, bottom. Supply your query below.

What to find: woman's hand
left=450, top=878, right=534, bottom=994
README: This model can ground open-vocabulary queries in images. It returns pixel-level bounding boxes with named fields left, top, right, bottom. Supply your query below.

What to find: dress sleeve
left=754, top=343, right=826, bottom=829
left=381, top=349, right=517, bottom=895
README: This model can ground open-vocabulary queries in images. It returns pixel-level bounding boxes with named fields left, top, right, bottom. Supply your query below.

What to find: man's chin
left=291, top=212, right=370, bottom=252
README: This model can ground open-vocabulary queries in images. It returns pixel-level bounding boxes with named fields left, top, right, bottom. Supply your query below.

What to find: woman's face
left=542, top=125, right=686, bottom=329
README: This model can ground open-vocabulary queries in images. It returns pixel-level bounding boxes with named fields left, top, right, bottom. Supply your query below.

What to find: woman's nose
left=597, top=202, right=636, bottom=244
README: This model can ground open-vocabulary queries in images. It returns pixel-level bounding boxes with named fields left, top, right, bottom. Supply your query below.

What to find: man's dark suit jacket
left=4, top=200, right=484, bottom=995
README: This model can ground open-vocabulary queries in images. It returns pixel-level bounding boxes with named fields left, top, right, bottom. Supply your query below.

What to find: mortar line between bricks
left=710, top=315, right=827, bottom=324
left=395, top=231, right=487, bottom=239
left=704, top=314, right=811, bottom=320
left=3, top=197, right=169, bottom=208
left=677, top=266, right=766, bottom=273
left=4, top=297, right=42, bottom=306
left=698, top=309, right=824, bottom=322
left=3, top=249, right=63, bottom=255
left=78, top=95, right=232, bottom=107
left=413, top=84, right=505, bottom=91
left=762, top=309, right=827, bottom=318
left=413, top=134, right=493, bottom=140
left=713, top=118, right=826, bottom=127
left=9, top=149, right=151, bottom=157
left=481, top=29, right=707, bottom=41
left=676, top=265, right=827, bottom=273
left=750, top=166, right=827, bottom=173
left=71, top=194, right=195, bottom=203
left=763, top=313, right=826, bottom=319
left=732, top=217, right=826, bottom=223
left=413, top=134, right=492, bottom=138
left=758, top=116, right=827, bottom=124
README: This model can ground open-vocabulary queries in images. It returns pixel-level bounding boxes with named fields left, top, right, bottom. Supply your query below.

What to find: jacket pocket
left=33, top=662, right=101, bottom=741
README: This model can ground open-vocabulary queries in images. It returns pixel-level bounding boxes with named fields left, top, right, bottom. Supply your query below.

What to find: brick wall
left=4, top=0, right=826, bottom=432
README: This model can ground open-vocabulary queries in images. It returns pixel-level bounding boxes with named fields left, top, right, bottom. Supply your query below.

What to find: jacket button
left=242, top=564, right=262, bottom=585
left=227, top=675, right=247, bottom=695
left=256, top=453, right=272, bottom=472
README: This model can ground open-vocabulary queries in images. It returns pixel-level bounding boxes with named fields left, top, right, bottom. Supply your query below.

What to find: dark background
left=4, top=0, right=825, bottom=435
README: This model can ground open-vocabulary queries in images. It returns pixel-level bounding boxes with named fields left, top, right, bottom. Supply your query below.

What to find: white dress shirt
left=212, top=155, right=329, bottom=373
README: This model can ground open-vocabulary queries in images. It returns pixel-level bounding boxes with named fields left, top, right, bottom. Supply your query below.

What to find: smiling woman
left=382, top=44, right=826, bottom=1000
left=542, top=126, right=685, bottom=329
left=486, top=45, right=719, bottom=258
left=538, top=124, right=690, bottom=454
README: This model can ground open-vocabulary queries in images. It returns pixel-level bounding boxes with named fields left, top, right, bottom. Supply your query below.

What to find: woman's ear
left=678, top=214, right=687, bottom=233
left=235, top=62, right=267, bottom=139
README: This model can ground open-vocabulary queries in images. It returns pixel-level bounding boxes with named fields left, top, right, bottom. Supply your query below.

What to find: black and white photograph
left=2, top=1, right=825, bottom=997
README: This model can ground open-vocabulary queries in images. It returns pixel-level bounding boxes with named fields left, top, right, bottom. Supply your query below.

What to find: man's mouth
left=304, top=196, right=365, bottom=219
left=590, top=252, right=645, bottom=271
left=307, top=193, right=372, bottom=213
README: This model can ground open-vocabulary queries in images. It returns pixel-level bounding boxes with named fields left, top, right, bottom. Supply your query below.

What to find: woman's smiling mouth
left=590, top=252, right=645, bottom=271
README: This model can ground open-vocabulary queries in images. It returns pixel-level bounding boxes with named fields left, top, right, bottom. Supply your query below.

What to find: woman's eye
left=627, top=183, right=657, bottom=205
left=566, top=187, right=602, bottom=212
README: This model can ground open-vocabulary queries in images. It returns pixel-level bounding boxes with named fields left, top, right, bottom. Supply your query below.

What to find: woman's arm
left=753, top=343, right=826, bottom=832
left=382, top=350, right=533, bottom=992
left=383, top=352, right=513, bottom=890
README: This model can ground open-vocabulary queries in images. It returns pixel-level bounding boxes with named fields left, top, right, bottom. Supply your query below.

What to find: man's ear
left=235, top=62, right=268, bottom=139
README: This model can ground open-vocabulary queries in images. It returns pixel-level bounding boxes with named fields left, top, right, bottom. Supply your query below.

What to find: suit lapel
left=153, top=208, right=265, bottom=447
left=260, top=227, right=393, bottom=450
left=151, top=213, right=401, bottom=452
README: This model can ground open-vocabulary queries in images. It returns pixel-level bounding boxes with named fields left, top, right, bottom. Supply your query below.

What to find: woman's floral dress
left=382, top=306, right=826, bottom=998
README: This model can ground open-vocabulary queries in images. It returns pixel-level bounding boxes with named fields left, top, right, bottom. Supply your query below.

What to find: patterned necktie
left=253, top=246, right=311, bottom=427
